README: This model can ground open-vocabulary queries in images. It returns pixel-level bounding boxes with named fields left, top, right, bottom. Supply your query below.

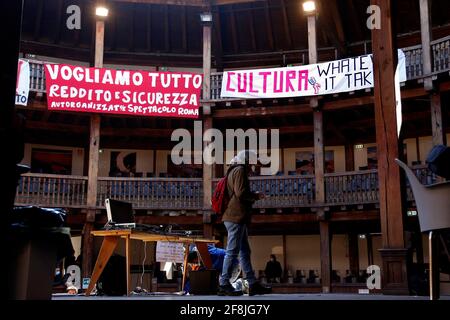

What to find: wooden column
left=202, top=14, right=213, bottom=238
left=320, top=221, right=332, bottom=292
left=308, top=11, right=330, bottom=293
left=371, top=0, right=409, bottom=295
left=314, top=110, right=325, bottom=203
left=419, top=0, right=433, bottom=91
left=348, top=233, right=359, bottom=276
left=345, top=144, right=355, bottom=171
left=203, top=115, right=213, bottom=237
left=367, top=234, right=374, bottom=266
left=82, top=17, right=105, bottom=279
left=420, top=0, right=447, bottom=152
left=282, top=234, right=288, bottom=281
left=431, top=92, right=446, bottom=146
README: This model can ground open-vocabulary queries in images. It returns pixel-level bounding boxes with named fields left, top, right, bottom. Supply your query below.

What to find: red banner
left=44, top=64, right=202, bottom=118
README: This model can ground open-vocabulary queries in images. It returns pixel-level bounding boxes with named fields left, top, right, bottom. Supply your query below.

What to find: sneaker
left=217, top=284, right=243, bottom=296
left=248, top=282, right=272, bottom=296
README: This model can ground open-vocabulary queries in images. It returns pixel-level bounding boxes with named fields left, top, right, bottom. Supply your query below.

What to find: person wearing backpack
left=216, top=150, right=272, bottom=296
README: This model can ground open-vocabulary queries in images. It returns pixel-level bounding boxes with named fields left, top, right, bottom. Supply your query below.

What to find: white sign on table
left=156, top=241, right=185, bottom=264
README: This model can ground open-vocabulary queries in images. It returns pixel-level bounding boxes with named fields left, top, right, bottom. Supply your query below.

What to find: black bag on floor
left=97, top=255, right=127, bottom=296
left=426, top=145, right=450, bottom=180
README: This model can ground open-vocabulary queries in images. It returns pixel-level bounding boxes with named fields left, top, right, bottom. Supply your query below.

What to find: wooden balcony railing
left=14, top=167, right=440, bottom=211
left=28, top=59, right=46, bottom=93
left=249, top=175, right=315, bottom=208
left=24, top=36, right=450, bottom=101
left=96, top=177, right=203, bottom=210
left=212, top=174, right=315, bottom=208
left=15, top=173, right=88, bottom=208
left=403, top=35, right=450, bottom=80
left=325, top=170, right=379, bottom=205
left=432, top=36, right=450, bottom=74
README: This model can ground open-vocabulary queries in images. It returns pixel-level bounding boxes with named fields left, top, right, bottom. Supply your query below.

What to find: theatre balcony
left=15, top=165, right=437, bottom=212
left=21, top=34, right=450, bottom=100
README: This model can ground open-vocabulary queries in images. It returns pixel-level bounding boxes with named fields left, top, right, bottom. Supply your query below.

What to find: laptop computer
left=105, top=199, right=136, bottom=229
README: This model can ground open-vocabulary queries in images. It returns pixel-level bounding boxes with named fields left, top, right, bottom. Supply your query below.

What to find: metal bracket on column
left=202, top=103, right=212, bottom=115
left=85, top=208, right=97, bottom=223
left=203, top=210, right=213, bottom=223
left=316, top=208, right=330, bottom=221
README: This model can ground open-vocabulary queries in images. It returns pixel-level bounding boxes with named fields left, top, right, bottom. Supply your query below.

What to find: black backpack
left=426, top=145, right=450, bottom=180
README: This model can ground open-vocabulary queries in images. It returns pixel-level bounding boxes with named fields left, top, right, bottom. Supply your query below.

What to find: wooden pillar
left=345, top=144, right=355, bottom=171
left=371, top=0, right=409, bottom=295
left=415, top=137, right=421, bottom=163
left=202, top=12, right=213, bottom=238
left=307, top=10, right=330, bottom=293
left=82, top=16, right=105, bottom=279
left=320, top=221, right=332, bottom=292
left=420, top=0, right=447, bottom=151
left=419, top=0, right=433, bottom=91
left=431, top=92, right=446, bottom=146
left=282, top=234, right=287, bottom=281
left=367, top=234, right=374, bottom=266
left=348, top=233, right=359, bottom=276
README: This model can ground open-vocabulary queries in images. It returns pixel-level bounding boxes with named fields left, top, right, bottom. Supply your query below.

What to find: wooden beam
left=33, top=0, right=44, bottom=41
left=248, top=6, right=257, bottom=51
left=319, top=221, right=332, bottom=293
left=345, top=144, right=355, bottom=171
left=25, top=120, right=87, bottom=134
left=101, top=127, right=179, bottom=136
left=348, top=233, right=359, bottom=276
left=229, top=6, right=239, bottom=53
left=203, top=20, right=212, bottom=101
left=203, top=117, right=213, bottom=210
left=212, top=104, right=311, bottom=118
left=329, top=0, right=346, bottom=52
left=181, top=5, right=188, bottom=53
left=81, top=221, right=95, bottom=278
left=129, top=4, right=136, bottom=51
left=213, top=9, right=224, bottom=70
left=317, top=0, right=346, bottom=57
left=53, top=0, right=64, bottom=45
left=216, top=0, right=266, bottom=4
left=110, top=0, right=266, bottom=5
left=431, top=92, right=446, bottom=145
left=146, top=5, right=152, bottom=51
left=94, top=21, right=105, bottom=68
left=282, top=234, right=287, bottom=280
left=323, top=96, right=374, bottom=111
left=83, top=14, right=105, bottom=278
left=345, top=0, right=363, bottom=41
left=203, top=11, right=213, bottom=210
left=314, top=110, right=325, bottom=204
left=330, top=210, right=379, bottom=221
left=371, top=0, right=408, bottom=295
left=280, top=0, right=293, bottom=49
left=419, top=0, right=433, bottom=90
left=109, top=0, right=205, bottom=6
left=164, top=4, right=170, bottom=52
left=68, top=210, right=379, bottom=227
left=264, top=0, right=274, bottom=50
left=87, top=116, right=100, bottom=208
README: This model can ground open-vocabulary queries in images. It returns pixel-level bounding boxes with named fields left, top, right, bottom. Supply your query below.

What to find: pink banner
left=45, top=64, right=202, bottom=118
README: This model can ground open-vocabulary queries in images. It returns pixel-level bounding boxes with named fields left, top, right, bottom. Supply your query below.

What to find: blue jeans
left=219, top=221, right=256, bottom=286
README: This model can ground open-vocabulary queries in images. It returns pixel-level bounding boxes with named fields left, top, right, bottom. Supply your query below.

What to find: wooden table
left=85, top=230, right=218, bottom=296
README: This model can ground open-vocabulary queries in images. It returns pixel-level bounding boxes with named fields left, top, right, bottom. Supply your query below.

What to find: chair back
left=395, top=159, right=450, bottom=232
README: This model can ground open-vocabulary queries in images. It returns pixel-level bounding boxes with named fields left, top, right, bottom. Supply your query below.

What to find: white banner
left=221, top=50, right=406, bottom=99
left=16, top=59, right=30, bottom=106
left=395, top=50, right=406, bottom=137
left=156, top=241, right=185, bottom=264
